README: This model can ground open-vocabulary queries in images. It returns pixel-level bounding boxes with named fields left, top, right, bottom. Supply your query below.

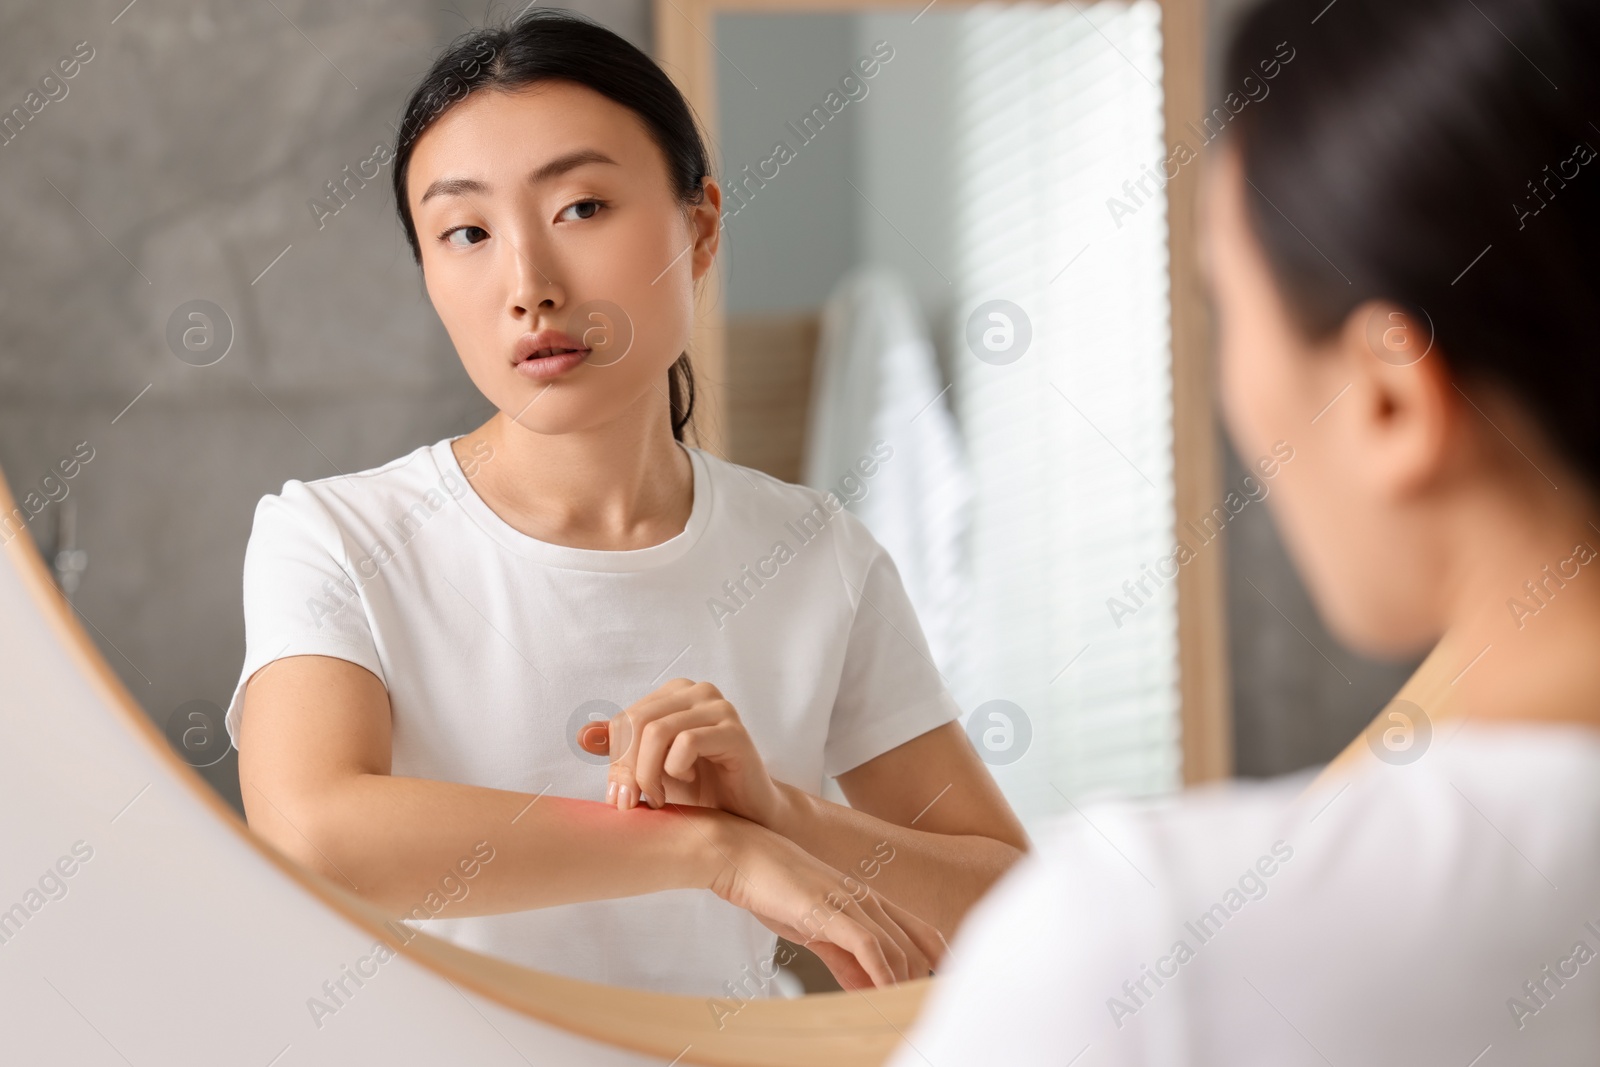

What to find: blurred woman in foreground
left=892, top=0, right=1600, bottom=1061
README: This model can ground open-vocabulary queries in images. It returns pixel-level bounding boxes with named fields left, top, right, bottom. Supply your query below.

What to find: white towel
left=803, top=264, right=973, bottom=694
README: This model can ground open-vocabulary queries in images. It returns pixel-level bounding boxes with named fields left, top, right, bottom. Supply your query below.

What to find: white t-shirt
left=227, top=437, right=961, bottom=997
left=890, top=721, right=1600, bottom=1067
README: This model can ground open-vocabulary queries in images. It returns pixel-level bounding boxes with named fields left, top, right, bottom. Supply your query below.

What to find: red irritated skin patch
left=531, top=795, right=700, bottom=848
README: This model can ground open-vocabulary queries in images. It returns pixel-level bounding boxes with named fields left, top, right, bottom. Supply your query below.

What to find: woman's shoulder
left=900, top=732, right=1600, bottom=1064
left=956, top=723, right=1600, bottom=947
left=269, top=439, right=445, bottom=500
left=1022, top=774, right=1308, bottom=902
left=1017, top=721, right=1600, bottom=901
left=691, top=446, right=883, bottom=558
left=248, top=439, right=458, bottom=539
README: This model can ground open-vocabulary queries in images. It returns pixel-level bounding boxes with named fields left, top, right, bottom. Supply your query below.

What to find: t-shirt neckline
left=430, top=436, right=712, bottom=572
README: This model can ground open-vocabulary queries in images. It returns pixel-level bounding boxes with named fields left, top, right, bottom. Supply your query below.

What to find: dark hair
left=390, top=8, right=707, bottom=442
left=1225, top=0, right=1600, bottom=488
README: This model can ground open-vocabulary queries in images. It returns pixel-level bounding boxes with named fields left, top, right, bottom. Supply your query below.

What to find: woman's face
left=405, top=80, right=718, bottom=437
left=1201, top=146, right=1447, bottom=658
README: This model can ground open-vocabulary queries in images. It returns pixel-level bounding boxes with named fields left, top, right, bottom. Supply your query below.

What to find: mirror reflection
left=2, top=1, right=1204, bottom=1002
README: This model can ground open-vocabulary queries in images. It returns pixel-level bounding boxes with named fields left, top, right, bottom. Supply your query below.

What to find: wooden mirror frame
left=661, top=0, right=1231, bottom=785
left=0, top=4, right=1222, bottom=1063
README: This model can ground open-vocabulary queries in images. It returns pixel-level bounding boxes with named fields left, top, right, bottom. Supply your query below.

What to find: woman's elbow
left=244, top=786, right=360, bottom=893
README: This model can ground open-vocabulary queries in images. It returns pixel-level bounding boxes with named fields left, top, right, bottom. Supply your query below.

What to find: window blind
left=946, top=0, right=1181, bottom=822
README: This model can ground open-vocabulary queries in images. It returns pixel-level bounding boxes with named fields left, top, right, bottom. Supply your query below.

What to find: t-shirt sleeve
left=822, top=518, right=963, bottom=777
left=224, top=483, right=387, bottom=750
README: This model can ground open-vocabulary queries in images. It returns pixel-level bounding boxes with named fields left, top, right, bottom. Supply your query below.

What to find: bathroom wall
left=715, top=12, right=862, bottom=315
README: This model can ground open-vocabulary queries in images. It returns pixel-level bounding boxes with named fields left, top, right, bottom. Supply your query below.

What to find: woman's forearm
left=254, top=772, right=730, bottom=918
left=770, top=782, right=1025, bottom=940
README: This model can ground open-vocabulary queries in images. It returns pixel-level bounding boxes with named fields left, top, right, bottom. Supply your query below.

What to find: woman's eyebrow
left=418, top=149, right=619, bottom=205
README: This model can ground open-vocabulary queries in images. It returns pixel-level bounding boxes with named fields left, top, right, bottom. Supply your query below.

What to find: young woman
left=892, top=0, right=1600, bottom=1061
left=227, top=10, right=1027, bottom=997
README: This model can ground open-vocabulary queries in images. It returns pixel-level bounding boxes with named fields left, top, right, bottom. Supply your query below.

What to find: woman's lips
left=515, top=348, right=589, bottom=380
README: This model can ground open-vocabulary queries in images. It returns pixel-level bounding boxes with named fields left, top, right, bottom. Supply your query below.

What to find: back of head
left=1224, top=0, right=1600, bottom=490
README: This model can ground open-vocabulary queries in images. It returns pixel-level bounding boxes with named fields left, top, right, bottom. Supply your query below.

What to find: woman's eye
left=440, top=225, right=488, bottom=248
left=558, top=200, right=603, bottom=222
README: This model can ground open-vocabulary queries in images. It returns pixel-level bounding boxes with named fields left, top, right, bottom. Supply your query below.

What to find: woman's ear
left=689, top=175, right=722, bottom=281
left=1329, top=301, right=1458, bottom=501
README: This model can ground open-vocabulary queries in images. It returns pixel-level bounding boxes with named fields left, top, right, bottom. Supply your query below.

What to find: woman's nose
left=506, top=229, right=565, bottom=315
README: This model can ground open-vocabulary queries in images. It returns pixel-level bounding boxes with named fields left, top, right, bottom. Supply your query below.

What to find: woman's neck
left=1424, top=476, right=1600, bottom=730
left=1315, top=486, right=1600, bottom=789
left=451, top=402, right=694, bottom=552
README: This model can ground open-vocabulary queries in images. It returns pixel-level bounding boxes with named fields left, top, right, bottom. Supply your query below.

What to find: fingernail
left=607, top=781, right=617, bottom=803
left=621, top=785, right=633, bottom=808
left=641, top=791, right=655, bottom=809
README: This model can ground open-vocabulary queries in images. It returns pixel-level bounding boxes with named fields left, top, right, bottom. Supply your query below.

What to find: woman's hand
left=705, top=813, right=947, bottom=990
left=583, top=678, right=789, bottom=827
